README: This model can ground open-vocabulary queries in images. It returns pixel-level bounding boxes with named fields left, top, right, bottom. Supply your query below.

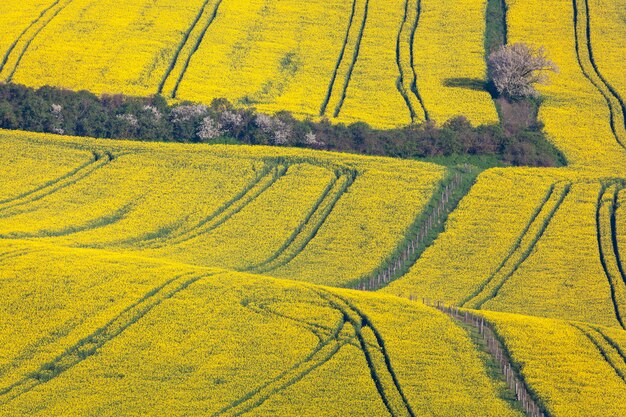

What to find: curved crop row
left=461, top=182, right=571, bottom=309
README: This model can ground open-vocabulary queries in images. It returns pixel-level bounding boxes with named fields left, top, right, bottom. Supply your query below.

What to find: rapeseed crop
left=480, top=311, right=626, bottom=417
left=0, top=129, right=444, bottom=287
left=0, top=242, right=523, bottom=416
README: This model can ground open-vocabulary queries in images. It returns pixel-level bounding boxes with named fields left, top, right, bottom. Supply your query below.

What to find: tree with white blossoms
left=170, top=104, right=208, bottom=123
left=50, top=104, right=65, bottom=135
left=255, top=113, right=292, bottom=145
left=488, top=43, right=558, bottom=99
left=305, top=131, right=323, bottom=148
left=197, top=117, right=223, bottom=141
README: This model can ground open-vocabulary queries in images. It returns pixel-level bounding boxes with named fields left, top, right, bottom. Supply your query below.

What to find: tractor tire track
left=333, top=0, right=369, bottom=118
left=0, top=151, right=98, bottom=206
left=595, top=182, right=626, bottom=329
left=142, top=162, right=287, bottom=249
left=0, top=151, right=114, bottom=218
left=0, top=201, right=134, bottom=240
left=572, top=0, right=626, bottom=149
left=211, top=305, right=349, bottom=417
left=157, top=0, right=214, bottom=95
left=316, top=290, right=416, bottom=417
left=408, top=0, right=428, bottom=121
left=246, top=168, right=357, bottom=274
left=593, top=326, right=626, bottom=370
left=395, top=0, right=428, bottom=123
left=462, top=182, right=571, bottom=309
left=0, top=0, right=62, bottom=75
left=159, top=0, right=222, bottom=98
left=571, top=323, right=626, bottom=383
left=2, top=0, right=76, bottom=82
left=0, top=271, right=214, bottom=406
left=0, top=248, right=33, bottom=263
left=319, top=0, right=358, bottom=116
left=395, top=0, right=417, bottom=122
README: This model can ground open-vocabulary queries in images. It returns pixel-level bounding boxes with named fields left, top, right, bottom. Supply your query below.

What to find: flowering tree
left=488, top=43, right=558, bottom=99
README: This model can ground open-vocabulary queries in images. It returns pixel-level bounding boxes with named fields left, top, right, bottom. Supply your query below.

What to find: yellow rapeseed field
left=479, top=311, right=626, bottom=417
left=0, top=0, right=501, bottom=128
left=0, top=129, right=445, bottom=287
left=1, top=0, right=626, bottom=414
left=0, top=239, right=522, bottom=416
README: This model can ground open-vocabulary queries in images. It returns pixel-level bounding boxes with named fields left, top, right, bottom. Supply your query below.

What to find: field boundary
left=349, top=167, right=477, bottom=291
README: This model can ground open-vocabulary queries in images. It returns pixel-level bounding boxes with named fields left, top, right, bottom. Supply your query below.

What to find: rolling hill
left=0, top=0, right=625, bottom=416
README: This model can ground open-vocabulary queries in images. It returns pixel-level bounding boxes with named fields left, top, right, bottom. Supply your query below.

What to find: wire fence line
left=351, top=172, right=463, bottom=291
left=417, top=298, right=548, bottom=417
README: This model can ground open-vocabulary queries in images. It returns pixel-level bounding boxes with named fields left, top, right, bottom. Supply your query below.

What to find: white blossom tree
left=488, top=43, right=558, bottom=99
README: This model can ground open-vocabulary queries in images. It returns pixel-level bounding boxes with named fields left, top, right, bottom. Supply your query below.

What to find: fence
left=353, top=172, right=463, bottom=291
left=419, top=299, right=547, bottom=417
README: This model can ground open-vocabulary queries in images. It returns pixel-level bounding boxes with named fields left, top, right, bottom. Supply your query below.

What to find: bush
left=0, top=82, right=565, bottom=167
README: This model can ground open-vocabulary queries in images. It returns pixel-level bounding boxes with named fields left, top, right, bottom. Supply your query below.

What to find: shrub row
left=0, top=82, right=565, bottom=167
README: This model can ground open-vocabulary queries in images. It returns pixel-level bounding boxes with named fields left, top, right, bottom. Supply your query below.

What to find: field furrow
left=0, top=202, right=134, bottom=240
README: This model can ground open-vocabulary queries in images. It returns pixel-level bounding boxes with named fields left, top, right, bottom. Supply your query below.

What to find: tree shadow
left=443, top=78, right=498, bottom=99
